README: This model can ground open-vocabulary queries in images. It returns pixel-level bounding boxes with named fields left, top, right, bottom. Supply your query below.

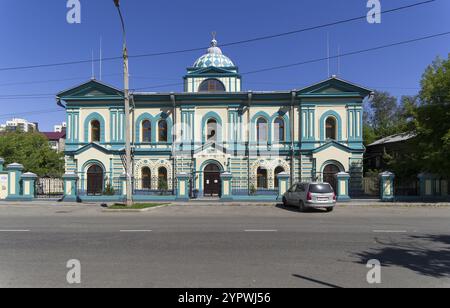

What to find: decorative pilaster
left=277, top=172, right=290, bottom=201
left=6, top=163, right=24, bottom=201
left=63, top=173, right=79, bottom=202
left=21, top=172, right=38, bottom=201
left=335, top=172, right=351, bottom=201
left=176, top=173, right=190, bottom=201
left=379, top=171, right=395, bottom=202
left=220, top=172, right=233, bottom=201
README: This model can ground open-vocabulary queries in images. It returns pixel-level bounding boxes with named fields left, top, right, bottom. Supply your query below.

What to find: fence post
left=335, top=172, right=351, bottom=201
left=176, top=173, right=190, bottom=201
left=277, top=172, right=290, bottom=201
left=418, top=173, right=434, bottom=199
left=379, top=171, right=395, bottom=202
left=441, top=179, right=449, bottom=198
left=21, top=172, right=38, bottom=201
left=5, top=163, right=24, bottom=201
left=0, top=158, right=7, bottom=200
left=63, top=173, right=79, bottom=202
left=220, top=172, right=233, bottom=201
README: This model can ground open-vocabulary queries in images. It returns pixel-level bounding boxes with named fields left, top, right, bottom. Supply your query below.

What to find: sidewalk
left=1, top=199, right=449, bottom=208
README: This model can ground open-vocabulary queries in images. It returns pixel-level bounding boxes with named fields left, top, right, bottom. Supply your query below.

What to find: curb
left=101, top=204, right=170, bottom=213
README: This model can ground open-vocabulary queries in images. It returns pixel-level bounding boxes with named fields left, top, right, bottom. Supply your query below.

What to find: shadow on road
left=275, top=204, right=329, bottom=214
left=354, top=234, right=450, bottom=278
left=292, top=274, right=343, bottom=288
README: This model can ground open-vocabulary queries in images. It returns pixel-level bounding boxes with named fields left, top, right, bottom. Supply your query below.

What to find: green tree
left=412, top=55, right=450, bottom=175
left=0, top=132, right=64, bottom=177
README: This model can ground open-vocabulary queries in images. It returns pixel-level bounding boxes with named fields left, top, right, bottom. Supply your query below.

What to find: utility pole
left=113, top=0, right=133, bottom=206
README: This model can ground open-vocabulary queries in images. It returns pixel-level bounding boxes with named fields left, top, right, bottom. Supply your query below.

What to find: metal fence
left=231, top=176, right=278, bottom=196
left=35, top=177, right=64, bottom=199
left=362, top=176, right=379, bottom=196
left=395, top=178, right=420, bottom=196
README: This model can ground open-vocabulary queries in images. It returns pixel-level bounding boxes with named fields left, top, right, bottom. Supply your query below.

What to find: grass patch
left=108, top=203, right=168, bottom=210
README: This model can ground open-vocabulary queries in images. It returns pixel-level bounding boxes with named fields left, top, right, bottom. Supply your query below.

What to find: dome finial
left=211, top=31, right=218, bottom=47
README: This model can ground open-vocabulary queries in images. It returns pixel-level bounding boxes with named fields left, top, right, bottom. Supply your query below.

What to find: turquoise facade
left=56, top=38, right=372, bottom=202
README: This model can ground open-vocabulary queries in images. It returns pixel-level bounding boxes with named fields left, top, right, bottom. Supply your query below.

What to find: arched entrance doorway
left=323, top=164, right=340, bottom=192
left=87, top=165, right=103, bottom=196
left=203, top=163, right=221, bottom=197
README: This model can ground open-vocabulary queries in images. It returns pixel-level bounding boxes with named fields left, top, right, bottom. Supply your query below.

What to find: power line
left=241, top=31, right=450, bottom=75
left=2, top=30, right=448, bottom=101
left=0, top=0, right=437, bottom=73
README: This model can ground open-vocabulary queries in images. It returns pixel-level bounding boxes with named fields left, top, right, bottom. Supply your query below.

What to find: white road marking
left=120, top=230, right=152, bottom=233
left=373, top=230, right=407, bottom=233
left=0, top=230, right=30, bottom=232
left=244, top=230, right=278, bottom=232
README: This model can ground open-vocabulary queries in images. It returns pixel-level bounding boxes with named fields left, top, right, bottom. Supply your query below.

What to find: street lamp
left=113, top=0, right=133, bottom=206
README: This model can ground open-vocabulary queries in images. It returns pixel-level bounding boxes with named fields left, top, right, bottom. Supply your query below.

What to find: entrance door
left=323, top=164, right=340, bottom=192
left=203, top=164, right=221, bottom=197
left=87, top=165, right=103, bottom=196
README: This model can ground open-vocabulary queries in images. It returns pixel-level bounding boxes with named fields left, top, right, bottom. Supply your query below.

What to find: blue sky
left=0, top=0, right=449, bottom=131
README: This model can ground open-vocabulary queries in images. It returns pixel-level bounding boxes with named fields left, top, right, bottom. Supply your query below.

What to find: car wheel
left=282, top=197, right=288, bottom=207
left=326, top=207, right=334, bottom=213
left=299, top=201, right=306, bottom=212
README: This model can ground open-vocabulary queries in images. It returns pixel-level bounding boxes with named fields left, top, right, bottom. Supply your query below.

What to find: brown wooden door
left=204, top=164, right=221, bottom=197
left=87, top=165, right=103, bottom=196
left=323, top=164, right=340, bottom=192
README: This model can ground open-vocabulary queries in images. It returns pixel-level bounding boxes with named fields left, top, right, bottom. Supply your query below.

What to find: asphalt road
left=0, top=203, right=449, bottom=288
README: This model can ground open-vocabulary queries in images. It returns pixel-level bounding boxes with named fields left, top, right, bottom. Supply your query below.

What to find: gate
left=35, top=177, right=64, bottom=199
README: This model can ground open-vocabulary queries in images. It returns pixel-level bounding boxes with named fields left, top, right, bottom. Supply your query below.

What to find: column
left=379, top=171, right=395, bottom=202
left=220, top=172, right=233, bottom=201
left=277, top=172, right=290, bottom=201
left=335, top=172, right=351, bottom=201
left=6, top=163, right=24, bottom=201
left=120, top=173, right=127, bottom=197
left=63, top=173, right=79, bottom=202
left=176, top=173, right=190, bottom=201
left=21, top=172, right=38, bottom=201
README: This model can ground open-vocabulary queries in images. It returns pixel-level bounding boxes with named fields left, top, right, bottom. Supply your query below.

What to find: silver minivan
left=282, top=182, right=336, bottom=212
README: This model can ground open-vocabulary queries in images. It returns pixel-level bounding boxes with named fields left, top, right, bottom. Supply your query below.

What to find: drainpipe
left=247, top=91, right=252, bottom=193
left=171, top=93, right=176, bottom=192
left=290, top=91, right=296, bottom=187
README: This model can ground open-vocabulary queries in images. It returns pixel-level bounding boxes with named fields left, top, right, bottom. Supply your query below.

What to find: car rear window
left=309, top=184, right=333, bottom=193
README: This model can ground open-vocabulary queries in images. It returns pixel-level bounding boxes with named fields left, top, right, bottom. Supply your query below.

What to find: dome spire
left=208, top=32, right=222, bottom=55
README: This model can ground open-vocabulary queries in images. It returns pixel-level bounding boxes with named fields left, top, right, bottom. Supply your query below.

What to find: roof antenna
left=327, top=32, right=330, bottom=78
left=337, top=45, right=341, bottom=76
left=91, top=50, right=95, bottom=80
left=99, top=37, right=103, bottom=81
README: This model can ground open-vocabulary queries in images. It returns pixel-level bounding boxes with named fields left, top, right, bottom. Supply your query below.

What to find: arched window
left=207, top=119, right=218, bottom=141
left=326, top=117, right=337, bottom=140
left=199, top=79, right=226, bottom=92
left=257, top=118, right=268, bottom=143
left=158, top=120, right=168, bottom=142
left=274, top=117, right=285, bottom=142
left=142, top=167, right=151, bottom=190
left=91, top=120, right=100, bottom=143
left=158, top=167, right=168, bottom=191
left=274, top=166, right=285, bottom=188
left=142, top=120, right=152, bottom=143
left=257, top=167, right=268, bottom=189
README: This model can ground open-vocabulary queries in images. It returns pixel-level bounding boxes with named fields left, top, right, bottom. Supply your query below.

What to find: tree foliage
left=412, top=55, right=450, bottom=176
left=0, top=132, right=64, bottom=177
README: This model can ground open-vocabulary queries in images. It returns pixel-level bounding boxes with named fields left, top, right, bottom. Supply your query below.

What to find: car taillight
left=307, top=192, right=312, bottom=201
left=333, top=193, right=337, bottom=201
